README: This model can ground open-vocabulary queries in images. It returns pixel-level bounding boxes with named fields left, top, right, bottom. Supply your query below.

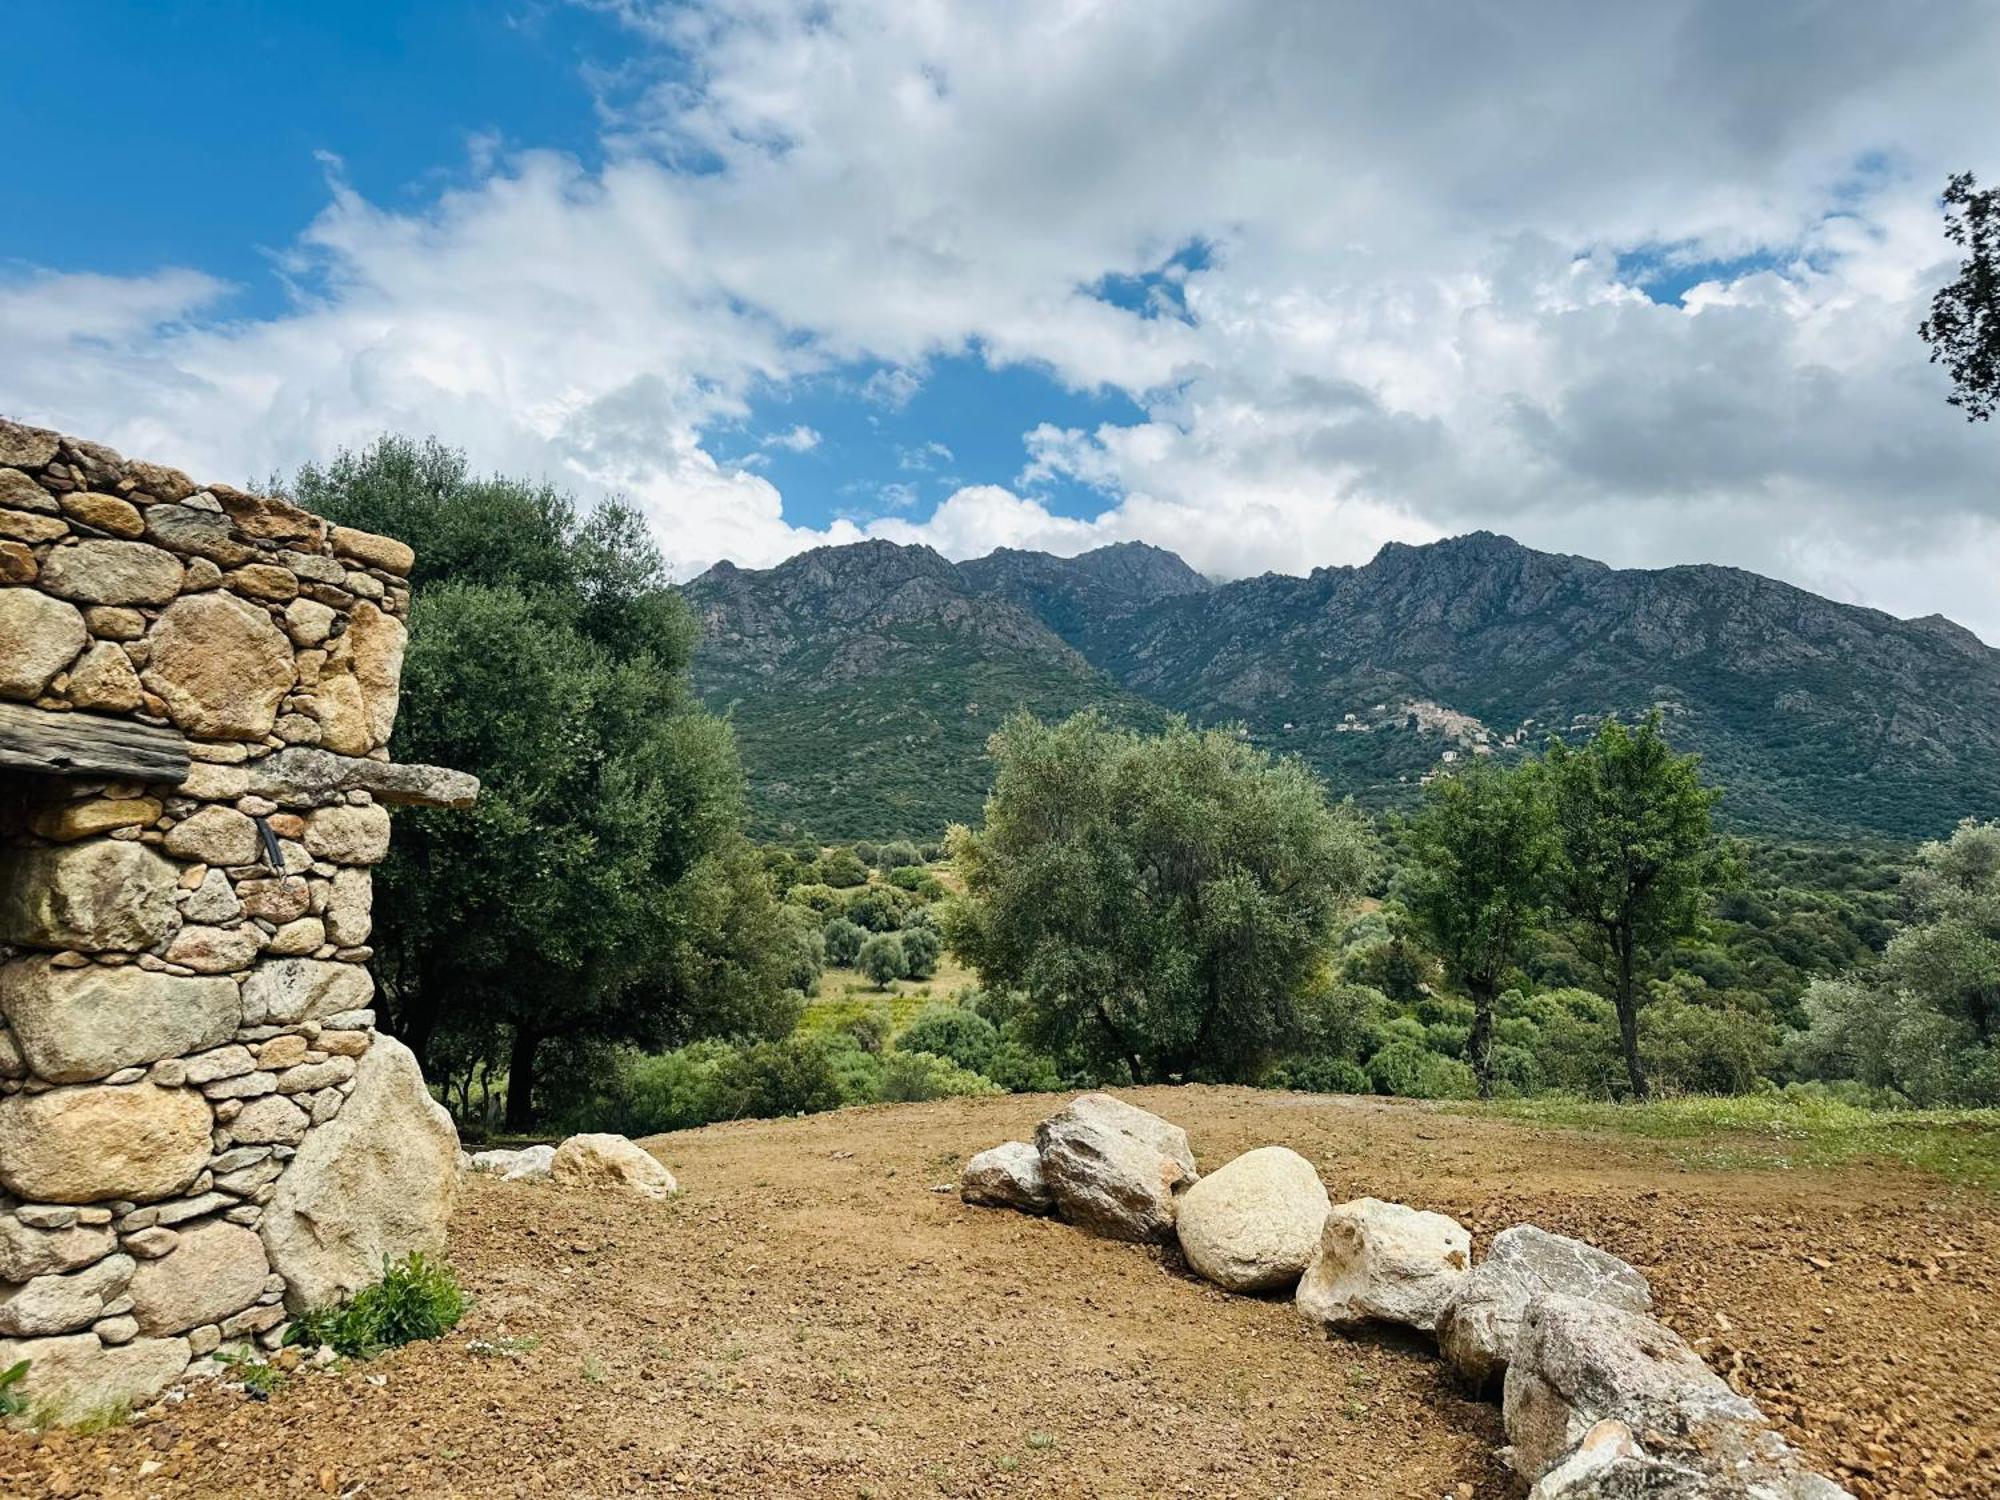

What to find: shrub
left=1639, top=996, right=1778, bottom=1095
left=288, top=1253, right=467, bottom=1359
left=611, top=1040, right=734, bottom=1134
left=712, top=1036, right=844, bottom=1118
left=874, top=1050, right=1001, bottom=1103
left=845, top=884, right=924, bottom=933
left=1366, top=1039, right=1477, bottom=1099
left=843, top=1006, right=893, bottom=1055
left=854, top=841, right=880, bottom=866
left=896, top=1004, right=998, bottom=1074
left=788, top=883, right=844, bottom=916
left=817, top=848, right=869, bottom=888
left=876, top=840, right=922, bottom=871
left=1277, top=1054, right=1371, bottom=1095
left=1523, top=988, right=1626, bottom=1099
left=858, top=934, right=908, bottom=988
left=823, top=917, right=867, bottom=966
left=981, top=1037, right=1064, bottom=1093
left=888, top=865, right=944, bottom=898
left=899, top=926, right=944, bottom=980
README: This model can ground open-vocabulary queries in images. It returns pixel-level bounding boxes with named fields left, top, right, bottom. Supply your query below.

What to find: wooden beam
left=0, top=702, right=191, bottom=785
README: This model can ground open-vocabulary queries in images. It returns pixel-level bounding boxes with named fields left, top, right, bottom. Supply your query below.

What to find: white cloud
left=762, top=423, right=821, bottom=452
left=4, top=1, right=1999, bottom=635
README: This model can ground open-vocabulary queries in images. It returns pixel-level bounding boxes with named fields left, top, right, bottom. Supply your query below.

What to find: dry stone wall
left=0, top=417, right=462, bottom=1422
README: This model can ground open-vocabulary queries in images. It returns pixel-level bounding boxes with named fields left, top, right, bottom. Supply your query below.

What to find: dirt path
left=5, top=1087, right=1996, bottom=1499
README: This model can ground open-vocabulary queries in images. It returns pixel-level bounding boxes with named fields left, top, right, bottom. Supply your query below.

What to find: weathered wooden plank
left=0, top=701, right=191, bottom=784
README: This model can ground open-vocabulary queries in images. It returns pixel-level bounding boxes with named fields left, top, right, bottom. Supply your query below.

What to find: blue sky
left=3, top=2, right=1996, bottom=637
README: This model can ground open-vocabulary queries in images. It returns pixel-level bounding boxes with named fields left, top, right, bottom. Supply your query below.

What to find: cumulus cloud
left=3, top=0, right=1999, bottom=634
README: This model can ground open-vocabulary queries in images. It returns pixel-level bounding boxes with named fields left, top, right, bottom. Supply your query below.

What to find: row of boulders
left=963, top=1094, right=1850, bottom=1499
left=463, top=1132, right=677, bottom=1200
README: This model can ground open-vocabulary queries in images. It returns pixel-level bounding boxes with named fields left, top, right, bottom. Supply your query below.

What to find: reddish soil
left=4, top=1087, right=1996, bottom=1499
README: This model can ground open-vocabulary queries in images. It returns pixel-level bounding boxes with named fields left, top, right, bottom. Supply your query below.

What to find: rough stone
left=325, top=867, right=372, bottom=946
left=0, top=587, right=87, bottom=699
left=303, top=802, right=392, bottom=866
left=267, top=916, right=326, bottom=956
left=0, top=507, right=68, bottom=543
left=236, top=876, right=312, bottom=924
left=241, top=957, right=372, bottom=1024
left=0, top=840, right=177, bottom=953
left=275, top=1056, right=355, bottom=1094
left=228, top=563, right=299, bottom=602
left=1439, top=1226, right=1654, bottom=1392
left=0, top=1253, right=134, bottom=1336
left=1174, top=1145, right=1330, bottom=1293
left=283, top=596, right=337, bottom=646
left=181, top=1044, right=255, bottom=1086
left=0, top=539, right=36, bottom=582
left=0, top=1216, right=116, bottom=1281
left=310, top=669, right=371, bottom=756
left=248, top=747, right=478, bottom=810
left=39, top=539, right=184, bottom=606
left=0, top=468, right=55, bottom=510
left=225, top=1093, right=309, bottom=1146
left=61, top=491, right=145, bottom=538
left=342, top=601, right=405, bottom=746
left=261, top=1036, right=458, bottom=1309
left=1034, top=1093, right=1197, bottom=1243
left=126, top=460, right=195, bottom=503
left=200, top=1070, right=278, bottom=1100
left=182, top=866, right=244, bottom=924
left=549, top=1133, right=677, bottom=1199
left=0, top=958, right=239, bottom=1083
left=121, top=1226, right=180, bottom=1260
left=163, top=924, right=265, bottom=975
left=217, top=489, right=323, bottom=546
left=163, top=804, right=262, bottom=866
left=63, top=640, right=145, bottom=711
left=0, top=420, right=61, bottom=467
left=128, top=1219, right=271, bottom=1336
left=143, top=591, right=296, bottom=739
left=0, top=1331, right=190, bottom=1423
left=142, top=502, right=256, bottom=567
left=254, top=1034, right=309, bottom=1070
left=0, top=1083, right=212, bottom=1203
left=960, top=1141, right=1053, bottom=1215
left=28, top=796, right=161, bottom=843
left=1295, top=1197, right=1471, bottom=1334
left=330, top=525, right=415, bottom=575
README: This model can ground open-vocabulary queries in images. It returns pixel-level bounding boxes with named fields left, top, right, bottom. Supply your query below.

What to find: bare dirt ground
left=5, top=1087, right=1997, bottom=1500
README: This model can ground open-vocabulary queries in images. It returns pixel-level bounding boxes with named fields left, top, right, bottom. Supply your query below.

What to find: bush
left=1522, top=988, right=1626, bottom=1099
left=1366, top=1039, right=1477, bottom=1099
left=876, top=840, right=922, bottom=871
left=712, top=1036, right=843, bottom=1118
left=609, top=1041, right=734, bottom=1134
left=817, top=848, right=869, bottom=888
left=1276, top=1054, right=1371, bottom=1095
left=896, top=1004, right=998, bottom=1074
left=874, top=1050, right=1001, bottom=1103
left=788, top=884, right=844, bottom=916
left=899, top=926, right=944, bottom=980
left=845, top=884, right=924, bottom=933
left=823, top=917, right=867, bottom=966
left=1639, top=997, right=1778, bottom=1095
left=288, top=1253, right=467, bottom=1358
left=843, top=1006, right=893, bottom=1055
left=858, top=934, right=908, bottom=988
left=854, top=841, right=879, bottom=866
left=888, top=865, right=944, bottom=898
left=981, top=1037, right=1064, bottom=1093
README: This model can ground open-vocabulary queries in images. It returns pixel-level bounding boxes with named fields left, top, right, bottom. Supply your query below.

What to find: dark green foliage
left=888, top=865, right=945, bottom=898
left=857, top=933, right=908, bottom=988
left=1638, top=993, right=1778, bottom=1095
left=1920, top=172, right=2000, bottom=421
left=947, top=712, right=1374, bottom=1082
left=287, top=1253, right=467, bottom=1359
left=1366, top=1039, right=1476, bottom=1099
left=1545, top=714, right=1724, bottom=1097
left=817, top=849, right=870, bottom=888
left=874, top=1049, right=1000, bottom=1103
left=895, top=1004, right=998, bottom=1074
left=713, top=1036, right=844, bottom=1118
left=823, top=917, right=867, bottom=966
left=899, top=925, right=943, bottom=979
left=876, top=840, right=922, bottom=871
left=293, top=437, right=792, bottom=1130
left=843, top=883, right=925, bottom=933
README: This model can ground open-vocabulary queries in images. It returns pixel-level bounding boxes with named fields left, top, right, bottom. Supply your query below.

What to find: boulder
left=0, top=840, right=178, bottom=953
left=240, top=957, right=372, bottom=1024
left=0, top=958, right=239, bottom=1083
left=1174, top=1145, right=1329, bottom=1292
left=1438, top=1225, right=1653, bottom=1391
left=261, top=1036, right=459, bottom=1310
left=311, top=671, right=371, bottom=756
left=500, top=1144, right=556, bottom=1182
left=39, top=539, right=183, bottom=606
left=0, top=1331, right=190, bottom=1424
left=0, top=1253, right=134, bottom=1336
left=1502, top=1294, right=1766, bottom=1482
left=304, top=803, right=392, bottom=865
left=163, top=923, right=265, bottom=975
left=60, top=492, right=144, bottom=538
left=0, top=419, right=60, bottom=468
left=0, top=1083, right=212, bottom=1203
left=182, top=866, right=244, bottom=924
left=127, top=1220, right=271, bottom=1335
left=225, top=1092, right=309, bottom=1146
left=142, top=591, right=296, bottom=739
left=1296, top=1197, right=1471, bottom=1334
left=331, top=525, right=415, bottom=576
left=961, top=1141, right=1054, bottom=1214
left=341, top=600, right=405, bottom=746
left=1034, top=1093, right=1197, bottom=1243
left=0, top=588, right=86, bottom=699
left=550, top=1133, right=677, bottom=1199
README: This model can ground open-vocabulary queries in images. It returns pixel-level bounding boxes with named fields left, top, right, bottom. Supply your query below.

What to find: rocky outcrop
left=549, top=1134, right=677, bottom=1199
left=1173, top=1146, right=1329, bottom=1292
left=260, top=1037, right=459, bottom=1311
left=1034, top=1093, right=1197, bottom=1243
left=960, top=1141, right=1053, bottom=1214
left=1438, top=1225, right=1652, bottom=1391
left=1295, top=1197, right=1470, bottom=1333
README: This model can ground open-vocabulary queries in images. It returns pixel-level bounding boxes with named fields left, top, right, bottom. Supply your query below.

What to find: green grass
left=798, top=952, right=980, bottom=1039
left=1461, top=1094, right=2000, bottom=1192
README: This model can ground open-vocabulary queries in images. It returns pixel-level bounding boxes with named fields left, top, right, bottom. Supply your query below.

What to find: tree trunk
left=504, top=1025, right=543, bottom=1133
left=1614, top=936, right=1648, bottom=1100
left=1468, top=978, right=1496, bottom=1100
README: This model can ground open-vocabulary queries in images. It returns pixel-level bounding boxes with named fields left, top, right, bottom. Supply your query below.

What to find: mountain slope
left=685, top=532, right=2000, bottom=839
left=683, top=541, right=1164, bottom=836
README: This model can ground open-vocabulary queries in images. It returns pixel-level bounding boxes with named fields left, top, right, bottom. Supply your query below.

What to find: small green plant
left=215, top=1349, right=282, bottom=1399
left=0, top=1359, right=29, bottom=1418
left=287, top=1252, right=467, bottom=1358
left=1026, top=1432, right=1055, bottom=1451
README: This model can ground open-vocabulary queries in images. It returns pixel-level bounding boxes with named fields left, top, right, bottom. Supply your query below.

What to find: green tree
left=823, top=916, right=867, bottom=966
left=899, top=925, right=944, bottom=979
left=1543, top=714, right=1723, bottom=1098
left=1920, top=172, right=2000, bottom=421
left=293, top=436, right=791, bottom=1129
left=1402, top=762, right=1553, bottom=1097
left=944, top=712, right=1373, bottom=1082
left=857, top=933, right=909, bottom=988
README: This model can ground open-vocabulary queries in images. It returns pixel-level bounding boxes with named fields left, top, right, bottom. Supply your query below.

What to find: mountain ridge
left=684, top=532, right=2000, bottom=839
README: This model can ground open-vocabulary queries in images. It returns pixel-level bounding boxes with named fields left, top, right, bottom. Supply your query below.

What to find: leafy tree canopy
left=1920, top=172, right=2000, bottom=421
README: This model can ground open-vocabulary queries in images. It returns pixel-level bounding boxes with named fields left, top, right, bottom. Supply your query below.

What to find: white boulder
left=550, top=1133, right=677, bottom=1199
left=1034, top=1093, right=1197, bottom=1243
left=961, top=1141, right=1053, bottom=1214
left=1295, top=1196, right=1470, bottom=1334
left=1173, top=1145, right=1329, bottom=1292
left=1438, top=1224, right=1652, bottom=1390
